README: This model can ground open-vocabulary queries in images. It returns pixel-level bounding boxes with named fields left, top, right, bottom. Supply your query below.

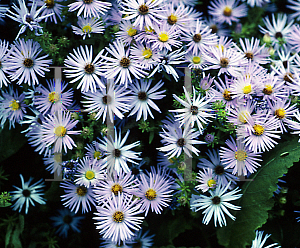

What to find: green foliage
left=217, top=136, right=300, bottom=248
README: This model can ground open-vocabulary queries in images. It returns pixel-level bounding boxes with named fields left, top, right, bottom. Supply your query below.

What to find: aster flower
left=128, top=79, right=166, bottom=121
left=98, top=129, right=141, bottom=175
left=64, top=45, right=105, bottom=92
left=50, top=208, right=85, bottom=238
left=72, top=16, right=104, bottom=40
left=6, top=0, right=55, bottom=39
left=219, top=136, right=262, bottom=176
left=34, top=79, right=73, bottom=115
left=259, top=14, right=293, bottom=49
left=208, top=0, right=248, bottom=26
left=60, top=181, right=97, bottom=214
left=0, top=86, right=27, bottom=129
left=5, top=39, right=52, bottom=86
left=81, top=80, right=132, bottom=123
left=101, top=39, right=148, bottom=87
left=0, top=39, right=10, bottom=88
left=203, top=46, right=247, bottom=78
left=158, top=122, right=205, bottom=158
left=135, top=166, right=174, bottom=216
left=93, top=169, right=139, bottom=202
left=195, top=168, right=217, bottom=193
left=170, top=86, right=215, bottom=133
left=148, top=22, right=181, bottom=52
left=93, top=193, right=144, bottom=244
left=68, top=0, right=112, bottom=18
left=29, top=0, right=64, bottom=24
left=182, top=20, right=218, bottom=54
left=251, top=230, right=280, bottom=248
left=121, top=0, right=166, bottom=30
left=74, top=157, right=106, bottom=188
left=41, top=111, right=80, bottom=153
left=236, top=111, right=281, bottom=153
left=190, top=182, right=242, bottom=227
left=197, top=149, right=237, bottom=187
left=10, top=174, right=46, bottom=215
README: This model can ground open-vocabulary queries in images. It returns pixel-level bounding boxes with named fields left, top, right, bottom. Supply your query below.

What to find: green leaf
left=217, top=136, right=300, bottom=248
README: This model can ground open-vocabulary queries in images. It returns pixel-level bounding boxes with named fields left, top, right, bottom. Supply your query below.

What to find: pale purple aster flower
left=101, top=39, right=148, bottom=87
left=93, top=169, right=139, bottom=202
left=74, top=157, right=106, bottom=188
left=127, top=229, right=155, bottom=248
left=81, top=81, right=132, bottom=123
left=64, top=45, right=105, bottom=92
left=128, top=79, right=166, bottom=121
left=182, top=20, right=218, bottom=54
left=50, top=208, right=85, bottom=238
left=29, top=0, right=64, bottom=24
left=116, top=20, right=140, bottom=46
left=170, top=86, right=215, bottom=133
left=131, top=42, right=162, bottom=70
left=6, top=0, right=54, bottom=39
left=259, top=14, right=294, bottom=49
left=93, top=193, right=144, bottom=244
left=5, top=39, right=52, bottom=86
left=287, top=0, right=300, bottom=21
left=190, top=182, right=242, bottom=227
left=208, top=0, right=247, bottom=26
left=0, top=86, right=27, bottom=129
left=251, top=230, right=280, bottom=248
left=236, top=111, right=281, bottom=153
left=195, top=168, right=217, bottom=193
left=219, top=136, right=262, bottom=176
left=158, top=123, right=205, bottom=158
left=136, top=166, right=174, bottom=216
left=10, top=174, right=46, bottom=215
left=68, top=0, right=112, bottom=18
left=235, top=37, right=270, bottom=65
left=0, top=39, right=10, bottom=88
left=72, top=16, right=105, bottom=40
left=121, top=0, right=166, bottom=30
left=34, top=79, right=73, bottom=115
left=197, top=149, right=237, bottom=188
left=41, top=111, right=80, bottom=153
left=268, top=98, right=297, bottom=133
left=203, top=46, right=247, bottom=78
left=60, top=181, right=97, bottom=214
left=98, top=129, right=142, bottom=175
left=148, top=22, right=181, bottom=52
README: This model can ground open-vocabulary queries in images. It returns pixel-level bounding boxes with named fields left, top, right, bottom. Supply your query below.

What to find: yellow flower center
left=54, top=126, right=67, bottom=137
left=142, top=48, right=152, bottom=59
left=207, top=179, right=217, bottom=188
left=235, top=150, right=247, bottom=161
left=48, top=92, right=60, bottom=103
left=127, top=27, right=137, bottom=37
left=238, top=111, right=250, bottom=123
left=167, top=13, right=178, bottom=25
left=85, top=170, right=95, bottom=180
left=192, top=56, right=201, bottom=64
left=9, top=100, right=20, bottom=111
left=223, top=6, right=232, bottom=16
left=93, top=151, right=101, bottom=159
left=263, top=84, right=273, bottom=95
left=111, top=183, right=123, bottom=195
left=82, top=24, right=92, bottom=33
left=253, top=124, right=264, bottom=136
left=145, top=188, right=157, bottom=200
left=158, top=32, right=169, bottom=42
left=275, top=108, right=286, bottom=119
left=113, top=211, right=124, bottom=222
left=243, top=85, right=252, bottom=94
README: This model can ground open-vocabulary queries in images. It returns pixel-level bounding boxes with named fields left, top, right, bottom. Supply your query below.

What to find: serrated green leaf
left=217, top=136, right=300, bottom=248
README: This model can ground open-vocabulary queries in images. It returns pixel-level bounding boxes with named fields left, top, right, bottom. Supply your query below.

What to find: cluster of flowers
left=2, top=0, right=300, bottom=246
